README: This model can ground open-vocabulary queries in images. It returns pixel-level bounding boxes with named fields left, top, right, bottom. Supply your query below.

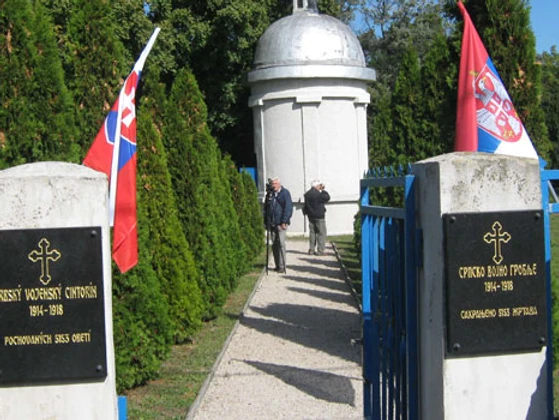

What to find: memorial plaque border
left=0, top=227, right=106, bottom=385
left=443, top=210, right=547, bottom=358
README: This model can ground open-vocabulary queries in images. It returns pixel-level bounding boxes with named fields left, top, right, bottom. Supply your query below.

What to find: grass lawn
left=330, top=234, right=362, bottom=303
left=124, top=254, right=266, bottom=420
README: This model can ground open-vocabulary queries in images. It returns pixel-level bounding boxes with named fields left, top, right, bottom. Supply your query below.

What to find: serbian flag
left=84, top=28, right=160, bottom=273
left=455, top=2, right=537, bottom=159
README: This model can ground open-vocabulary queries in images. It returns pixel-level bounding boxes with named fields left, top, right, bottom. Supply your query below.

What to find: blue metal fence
left=540, top=168, right=559, bottom=419
left=360, top=166, right=419, bottom=420
left=360, top=166, right=556, bottom=419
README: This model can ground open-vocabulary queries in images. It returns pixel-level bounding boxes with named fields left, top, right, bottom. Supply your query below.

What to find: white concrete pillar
left=412, top=153, right=548, bottom=419
left=0, top=162, right=117, bottom=420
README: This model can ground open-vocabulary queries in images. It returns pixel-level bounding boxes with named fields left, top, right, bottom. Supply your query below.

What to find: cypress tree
left=217, top=155, right=247, bottom=282
left=112, top=199, right=173, bottom=391
left=242, top=170, right=265, bottom=259
left=136, top=69, right=204, bottom=342
left=391, top=46, right=423, bottom=164
left=191, top=127, right=244, bottom=294
left=369, top=85, right=393, bottom=169
left=539, top=47, right=559, bottom=167
left=163, top=68, right=227, bottom=318
left=419, top=31, right=456, bottom=157
left=0, top=0, right=78, bottom=169
left=229, top=161, right=265, bottom=260
left=57, top=0, right=128, bottom=155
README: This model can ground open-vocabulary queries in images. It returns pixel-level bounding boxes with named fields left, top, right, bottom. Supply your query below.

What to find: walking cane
left=264, top=190, right=271, bottom=275
left=265, top=224, right=270, bottom=275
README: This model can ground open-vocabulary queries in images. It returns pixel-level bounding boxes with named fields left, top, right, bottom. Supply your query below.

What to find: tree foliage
left=0, top=0, right=79, bottom=168
left=539, top=47, right=559, bottom=167
left=162, top=68, right=247, bottom=319
left=359, top=0, right=447, bottom=90
left=44, top=0, right=130, bottom=154
left=137, top=69, right=204, bottom=343
left=2, top=0, right=557, bottom=394
left=364, top=1, right=456, bottom=171
left=112, top=199, right=173, bottom=391
left=455, top=0, right=551, bottom=160
left=228, top=161, right=265, bottom=260
left=1, top=0, right=268, bottom=392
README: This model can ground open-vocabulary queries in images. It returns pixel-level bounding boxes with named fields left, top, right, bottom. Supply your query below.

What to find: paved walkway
left=187, top=239, right=363, bottom=420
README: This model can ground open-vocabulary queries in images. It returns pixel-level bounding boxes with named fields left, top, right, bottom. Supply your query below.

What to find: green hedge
left=2, top=5, right=267, bottom=392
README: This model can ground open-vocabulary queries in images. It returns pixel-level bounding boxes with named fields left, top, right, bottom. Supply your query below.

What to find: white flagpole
left=108, top=88, right=125, bottom=226
left=108, top=27, right=161, bottom=226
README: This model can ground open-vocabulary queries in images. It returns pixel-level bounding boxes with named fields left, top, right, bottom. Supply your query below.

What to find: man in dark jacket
left=303, top=179, right=330, bottom=255
left=266, top=177, right=293, bottom=273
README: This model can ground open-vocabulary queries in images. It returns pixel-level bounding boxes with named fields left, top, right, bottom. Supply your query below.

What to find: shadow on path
left=284, top=273, right=350, bottom=293
left=241, top=303, right=360, bottom=364
left=286, top=286, right=356, bottom=306
left=240, top=359, right=357, bottom=406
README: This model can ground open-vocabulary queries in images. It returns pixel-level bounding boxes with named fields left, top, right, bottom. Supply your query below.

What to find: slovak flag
left=84, top=28, right=160, bottom=273
left=455, top=2, right=538, bottom=159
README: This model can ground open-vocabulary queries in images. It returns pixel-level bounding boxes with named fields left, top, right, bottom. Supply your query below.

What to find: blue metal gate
left=360, top=167, right=419, bottom=420
left=360, top=166, right=557, bottom=419
left=540, top=168, right=558, bottom=418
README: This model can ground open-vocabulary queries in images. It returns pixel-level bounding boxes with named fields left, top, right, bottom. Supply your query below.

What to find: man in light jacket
left=303, top=179, right=330, bottom=256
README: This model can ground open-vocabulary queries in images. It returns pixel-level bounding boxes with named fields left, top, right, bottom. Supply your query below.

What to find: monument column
left=248, top=3, right=375, bottom=235
left=0, top=162, right=117, bottom=419
left=412, top=152, right=548, bottom=419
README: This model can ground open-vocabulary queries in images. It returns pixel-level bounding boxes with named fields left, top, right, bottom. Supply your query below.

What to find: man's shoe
left=308, top=249, right=314, bottom=255
left=316, top=251, right=324, bottom=256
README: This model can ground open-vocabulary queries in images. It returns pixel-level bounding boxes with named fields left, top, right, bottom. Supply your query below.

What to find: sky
left=350, top=2, right=557, bottom=54
left=530, top=0, right=558, bottom=53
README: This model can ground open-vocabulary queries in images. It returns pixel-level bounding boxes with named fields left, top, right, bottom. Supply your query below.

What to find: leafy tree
left=358, top=0, right=446, bottom=90
left=147, top=0, right=356, bottom=166
left=360, top=0, right=452, bottom=171
left=148, top=0, right=269, bottom=165
left=538, top=46, right=559, bottom=361
left=368, top=86, right=393, bottom=169
left=0, top=0, right=79, bottom=169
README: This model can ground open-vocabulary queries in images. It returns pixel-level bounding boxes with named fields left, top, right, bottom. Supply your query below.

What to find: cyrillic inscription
left=444, top=211, right=547, bottom=356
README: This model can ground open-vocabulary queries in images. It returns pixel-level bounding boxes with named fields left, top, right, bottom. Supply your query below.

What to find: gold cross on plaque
left=483, top=221, right=511, bottom=265
left=28, top=238, right=61, bottom=285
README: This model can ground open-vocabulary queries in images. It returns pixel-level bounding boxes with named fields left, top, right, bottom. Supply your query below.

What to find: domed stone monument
left=248, top=0, right=375, bottom=235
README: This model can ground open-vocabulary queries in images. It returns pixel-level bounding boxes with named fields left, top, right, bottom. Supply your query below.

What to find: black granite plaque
left=443, top=210, right=547, bottom=357
left=0, top=227, right=106, bottom=385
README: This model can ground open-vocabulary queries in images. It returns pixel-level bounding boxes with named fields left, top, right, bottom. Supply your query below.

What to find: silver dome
left=253, top=11, right=367, bottom=70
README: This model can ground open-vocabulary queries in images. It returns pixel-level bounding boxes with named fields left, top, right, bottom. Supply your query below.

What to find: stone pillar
left=412, top=152, right=548, bottom=419
left=0, top=162, right=117, bottom=419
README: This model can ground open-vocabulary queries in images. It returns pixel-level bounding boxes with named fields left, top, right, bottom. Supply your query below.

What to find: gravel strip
left=187, top=240, right=363, bottom=420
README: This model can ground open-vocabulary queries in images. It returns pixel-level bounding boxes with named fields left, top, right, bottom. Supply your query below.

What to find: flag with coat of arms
left=455, top=1, right=538, bottom=160
left=83, top=28, right=160, bottom=273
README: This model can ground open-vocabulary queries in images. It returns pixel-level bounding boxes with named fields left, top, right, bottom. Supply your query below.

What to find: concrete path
left=187, top=239, right=363, bottom=420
